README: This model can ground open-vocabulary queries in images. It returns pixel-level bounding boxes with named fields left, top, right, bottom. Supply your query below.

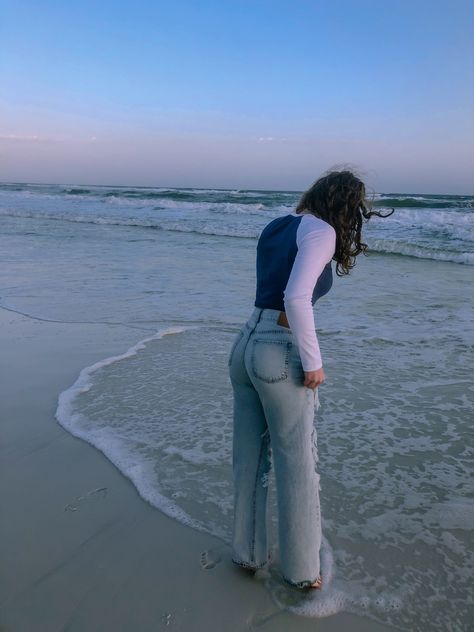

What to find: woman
left=228, top=169, right=394, bottom=590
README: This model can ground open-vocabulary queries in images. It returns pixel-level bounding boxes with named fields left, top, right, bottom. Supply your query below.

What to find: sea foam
left=54, top=323, right=473, bottom=630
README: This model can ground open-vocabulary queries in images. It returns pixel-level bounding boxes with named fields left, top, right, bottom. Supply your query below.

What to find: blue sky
left=1, top=0, right=473, bottom=193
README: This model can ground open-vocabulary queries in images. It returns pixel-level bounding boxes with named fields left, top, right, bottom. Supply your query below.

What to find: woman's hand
left=304, top=367, right=325, bottom=389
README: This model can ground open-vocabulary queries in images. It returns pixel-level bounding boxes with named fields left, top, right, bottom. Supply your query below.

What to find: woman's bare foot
left=309, top=573, right=323, bottom=589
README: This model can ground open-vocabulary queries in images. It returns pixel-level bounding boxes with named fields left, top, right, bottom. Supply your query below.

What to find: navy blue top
left=254, top=214, right=333, bottom=311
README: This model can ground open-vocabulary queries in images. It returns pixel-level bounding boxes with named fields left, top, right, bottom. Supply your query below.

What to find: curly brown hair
left=295, top=169, right=394, bottom=276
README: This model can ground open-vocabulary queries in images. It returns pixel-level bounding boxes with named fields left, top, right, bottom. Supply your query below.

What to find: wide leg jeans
left=228, top=307, right=322, bottom=588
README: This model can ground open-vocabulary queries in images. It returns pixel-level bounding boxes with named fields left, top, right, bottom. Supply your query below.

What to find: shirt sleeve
left=283, top=221, right=336, bottom=371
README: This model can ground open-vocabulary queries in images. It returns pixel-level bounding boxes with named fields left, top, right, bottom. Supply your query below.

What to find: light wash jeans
left=228, top=306, right=322, bottom=589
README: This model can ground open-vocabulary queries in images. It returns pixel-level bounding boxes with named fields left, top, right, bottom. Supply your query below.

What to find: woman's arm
left=283, top=219, right=336, bottom=372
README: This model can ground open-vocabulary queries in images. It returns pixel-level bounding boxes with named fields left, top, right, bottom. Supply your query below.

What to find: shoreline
left=0, top=306, right=395, bottom=631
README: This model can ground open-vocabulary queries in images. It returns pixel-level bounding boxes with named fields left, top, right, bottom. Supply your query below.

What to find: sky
left=0, top=0, right=473, bottom=193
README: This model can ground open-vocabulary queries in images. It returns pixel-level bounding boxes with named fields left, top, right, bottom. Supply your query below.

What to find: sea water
left=0, top=183, right=472, bottom=630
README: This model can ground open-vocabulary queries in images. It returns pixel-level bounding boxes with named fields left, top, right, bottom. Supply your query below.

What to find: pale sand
left=0, top=308, right=395, bottom=631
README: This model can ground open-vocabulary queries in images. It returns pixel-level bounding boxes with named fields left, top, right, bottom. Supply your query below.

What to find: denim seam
left=250, top=436, right=266, bottom=563
left=245, top=309, right=263, bottom=336
left=310, top=425, right=319, bottom=466
left=250, top=340, right=291, bottom=383
left=254, top=328, right=292, bottom=334
left=260, top=428, right=272, bottom=488
left=227, top=329, right=244, bottom=367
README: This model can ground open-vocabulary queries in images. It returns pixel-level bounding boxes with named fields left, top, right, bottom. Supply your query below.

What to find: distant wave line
left=1, top=184, right=472, bottom=209
left=1, top=208, right=472, bottom=265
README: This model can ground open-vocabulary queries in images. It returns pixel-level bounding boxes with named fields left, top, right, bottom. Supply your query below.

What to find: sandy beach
left=2, top=0, right=472, bottom=627
left=0, top=306, right=397, bottom=631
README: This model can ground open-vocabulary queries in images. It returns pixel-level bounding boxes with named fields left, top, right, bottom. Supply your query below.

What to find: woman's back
left=255, top=212, right=336, bottom=372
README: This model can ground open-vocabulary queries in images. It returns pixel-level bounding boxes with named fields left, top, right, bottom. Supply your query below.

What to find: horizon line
left=0, top=180, right=472, bottom=198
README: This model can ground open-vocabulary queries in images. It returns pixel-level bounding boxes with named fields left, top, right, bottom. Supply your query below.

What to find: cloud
left=257, top=136, right=289, bottom=142
left=0, top=134, right=98, bottom=144
left=0, top=133, right=98, bottom=143
left=0, top=134, right=42, bottom=141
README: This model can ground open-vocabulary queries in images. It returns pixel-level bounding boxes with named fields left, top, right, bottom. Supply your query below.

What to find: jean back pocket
left=250, top=338, right=292, bottom=383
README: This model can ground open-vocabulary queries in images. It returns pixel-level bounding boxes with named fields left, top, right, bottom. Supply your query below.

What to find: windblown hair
left=295, top=169, right=394, bottom=276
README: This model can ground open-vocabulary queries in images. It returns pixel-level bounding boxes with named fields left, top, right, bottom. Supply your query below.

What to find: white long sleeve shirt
left=283, top=213, right=337, bottom=371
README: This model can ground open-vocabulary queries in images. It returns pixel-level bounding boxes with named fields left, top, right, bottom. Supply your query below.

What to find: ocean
left=1, top=182, right=472, bottom=630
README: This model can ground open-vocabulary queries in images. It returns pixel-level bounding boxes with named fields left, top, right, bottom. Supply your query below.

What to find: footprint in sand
left=64, top=486, right=108, bottom=512
left=200, top=547, right=222, bottom=570
left=247, top=609, right=285, bottom=628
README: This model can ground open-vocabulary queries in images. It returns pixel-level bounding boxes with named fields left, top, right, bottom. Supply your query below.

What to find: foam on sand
left=55, top=326, right=211, bottom=533
left=54, top=325, right=472, bottom=628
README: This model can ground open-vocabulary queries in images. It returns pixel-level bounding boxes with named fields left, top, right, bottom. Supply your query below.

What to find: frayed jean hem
left=281, top=573, right=322, bottom=589
left=231, top=556, right=268, bottom=571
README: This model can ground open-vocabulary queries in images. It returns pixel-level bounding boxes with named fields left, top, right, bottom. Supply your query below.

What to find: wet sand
left=0, top=307, right=395, bottom=631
